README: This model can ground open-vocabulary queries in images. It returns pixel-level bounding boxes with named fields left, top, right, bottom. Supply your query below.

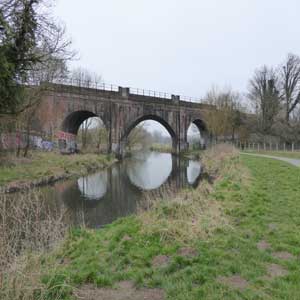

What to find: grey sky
left=54, top=0, right=300, bottom=98
left=55, top=0, right=300, bottom=136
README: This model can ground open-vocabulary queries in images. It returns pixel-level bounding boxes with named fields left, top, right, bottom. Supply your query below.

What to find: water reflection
left=126, top=152, right=173, bottom=190
left=77, top=171, right=107, bottom=200
left=187, top=160, right=202, bottom=185
left=50, top=152, right=202, bottom=228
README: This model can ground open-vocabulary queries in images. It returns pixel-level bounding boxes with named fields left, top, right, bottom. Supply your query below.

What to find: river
left=35, top=151, right=202, bottom=228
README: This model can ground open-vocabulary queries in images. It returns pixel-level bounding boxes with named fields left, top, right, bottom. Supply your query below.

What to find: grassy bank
left=242, top=150, right=300, bottom=159
left=149, top=144, right=204, bottom=160
left=149, top=144, right=174, bottom=153
left=0, top=151, right=116, bottom=192
left=2, top=145, right=300, bottom=299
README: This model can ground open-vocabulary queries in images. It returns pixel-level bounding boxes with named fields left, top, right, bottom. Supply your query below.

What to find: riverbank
left=0, top=152, right=117, bottom=193
left=2, top=145, right=300, bottom=299
left=149, top=144, right=174, bottom=153
left=149, top=144, right=204, bottom=160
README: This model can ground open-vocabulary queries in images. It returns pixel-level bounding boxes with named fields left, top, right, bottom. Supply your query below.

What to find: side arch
left=59, top=110, right=107, bottom=153
left=188, top=118, right=209, bottom=149
left=61, top=110, right=101, bottom=134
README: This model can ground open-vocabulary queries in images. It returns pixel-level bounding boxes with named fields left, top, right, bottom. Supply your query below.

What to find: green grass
left=242, top=150, right=300, bottom=159
left=3, top=151, right=300, bottom=299
left=149, top=144, right=174, bottom=153
left=149, top=144, right=204, bottom=158
left=0, top=151, right=115, bottom=187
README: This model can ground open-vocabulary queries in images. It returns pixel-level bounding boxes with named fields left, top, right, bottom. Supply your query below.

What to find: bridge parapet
left=42, top=82, right=215, bottom=111
left=41, top=79, right=207, bottom=104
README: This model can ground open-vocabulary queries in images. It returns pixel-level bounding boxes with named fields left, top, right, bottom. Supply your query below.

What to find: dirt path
left=241, top=152, right=300, bottom=167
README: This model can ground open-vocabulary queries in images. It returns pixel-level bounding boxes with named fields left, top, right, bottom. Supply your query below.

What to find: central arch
left=121, top=114, right=178, bottom=156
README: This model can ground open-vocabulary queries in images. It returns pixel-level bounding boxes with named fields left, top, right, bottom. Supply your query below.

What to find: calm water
left=43, top=152, right=202, bottom=228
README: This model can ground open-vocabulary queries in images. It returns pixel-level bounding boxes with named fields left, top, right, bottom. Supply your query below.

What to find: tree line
left=204, top=54, right=300, bottom=144
left=248, top=54, right=300, bottom=143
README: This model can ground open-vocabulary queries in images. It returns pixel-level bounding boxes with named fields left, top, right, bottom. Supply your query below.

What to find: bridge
left=33, top=81, right=213, bottom=157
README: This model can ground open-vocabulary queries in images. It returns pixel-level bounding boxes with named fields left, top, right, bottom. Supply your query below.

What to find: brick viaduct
left=33, top=83, right=213, bottom=157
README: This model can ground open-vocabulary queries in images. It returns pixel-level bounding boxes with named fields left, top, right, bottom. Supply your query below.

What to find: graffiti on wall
left=56, top=131, right=76, bottom=141
left=41, top=141, right=54, bottom=151
left=30, top=136, right=54, bottom=151
left=0, top=132, right=54, bottom=151
left=56, top=131, right=77, bottom=153
left=0, top=131, right=77, bottom=152
left=1, top=133, right=24, bottom=150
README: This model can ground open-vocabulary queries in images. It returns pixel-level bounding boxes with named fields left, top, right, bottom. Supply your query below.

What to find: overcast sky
left=54, top=0, right=300, bottom=99
left=55, top=0, right=300, bottom=135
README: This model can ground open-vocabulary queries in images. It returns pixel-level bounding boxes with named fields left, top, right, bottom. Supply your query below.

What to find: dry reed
left=0, top=191, right=69, bottom=300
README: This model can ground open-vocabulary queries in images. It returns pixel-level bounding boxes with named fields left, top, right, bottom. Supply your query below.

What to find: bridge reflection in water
left=52, top=152, right=202, bottom=228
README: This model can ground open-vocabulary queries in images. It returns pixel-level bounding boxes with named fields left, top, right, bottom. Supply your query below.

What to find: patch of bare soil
left=257, top=240, right=271, bottom=251
left=268, top=223, right=277, bottom=231
left=76, top=281, right=165, bottom=300
left=217, top=275, right=249, bottom=290
left=152, top=255, right=170, bottom=268
left=272, top=251, right=295, bottom=260
left=177, top=247, right=198, bottom=258
left=121, top=235, right=132, bottom=242
left=265, top=263, right=288, bottom=279
left=58, top=257, right=71, bottom=266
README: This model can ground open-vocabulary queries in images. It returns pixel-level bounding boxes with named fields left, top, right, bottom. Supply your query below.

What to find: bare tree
left=80, top=118, right=93, bottom=150
left=279, top=53, right=300, bottom=123
left=71, top=67, right=102, bottom=87
left=204, top=86, right=242, bottom=141
left=127, top=123, right=152, bottom=151
left=248, top=66, right=280, bottom=135
left=77, top=118, right=108, bottom=153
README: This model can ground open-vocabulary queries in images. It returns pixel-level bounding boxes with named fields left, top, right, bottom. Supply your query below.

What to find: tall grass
left=137, top=144, right=239, bottom=243
left=0, top=191, right=69, bottom=300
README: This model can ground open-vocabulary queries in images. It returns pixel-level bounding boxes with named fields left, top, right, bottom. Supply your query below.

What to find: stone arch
left=61, top=110, right=103, bottom=134
left=59, top=110, right=106, bottom=153
left=188, top=118, right=209, bottom=149
left=120, top=114, right=178, bottom=155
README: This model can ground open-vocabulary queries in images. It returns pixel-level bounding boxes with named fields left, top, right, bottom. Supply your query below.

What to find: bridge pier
left=178, top=139, right=189, bottom=153
left=111, top=141, right=127, bottom=159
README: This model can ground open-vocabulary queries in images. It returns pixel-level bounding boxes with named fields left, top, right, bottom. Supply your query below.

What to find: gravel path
left=241, top=153, right=300, bottom=167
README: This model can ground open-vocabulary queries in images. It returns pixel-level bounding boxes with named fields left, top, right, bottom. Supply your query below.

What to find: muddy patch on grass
left=152, top=255, right=170, bottom=268
left=121, top=235, right=132, bottom=242
left=257, top=240, right=271, bottom=251
left=268, top=223, right=277, bottom=231
left=76, top=281, right=165, bottom=300
left=58, top=257, right=72, bottom=266
left=265, top=263, right=288, bottom=279
left=177, top=247, right=198, bottom=258
left=217, top=275, right=249, bottom=290
left=272, top=251, right=295, bottom=260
